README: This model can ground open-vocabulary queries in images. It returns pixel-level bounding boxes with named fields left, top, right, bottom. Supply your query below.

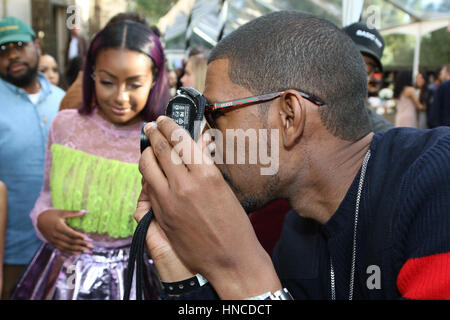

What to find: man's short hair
left=208, top=11, right=371, bottom=141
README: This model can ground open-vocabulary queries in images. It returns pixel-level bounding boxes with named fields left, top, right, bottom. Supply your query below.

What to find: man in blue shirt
left=0, top=16, right=65, bottom=299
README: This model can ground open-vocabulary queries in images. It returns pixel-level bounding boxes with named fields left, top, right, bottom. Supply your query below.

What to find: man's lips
left=8, top=62, right=27, bottom=73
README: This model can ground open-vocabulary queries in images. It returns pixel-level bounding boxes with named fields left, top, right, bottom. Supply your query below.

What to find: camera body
left=140, top=87, right=207, bottom=153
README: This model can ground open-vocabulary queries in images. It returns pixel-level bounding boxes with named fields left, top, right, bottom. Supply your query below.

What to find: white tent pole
left=412, top=23, right=422, bottom=82
left=342, top=0, right=364, bottom=27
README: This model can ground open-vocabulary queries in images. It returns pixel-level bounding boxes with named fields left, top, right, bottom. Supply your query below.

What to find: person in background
left=59, top=12, right=150, bottom=111
left=167, top=68, right=178, bottom=96
left=165, top=58, right=178, bottom=96
left=65, top=24, right=88, bottom=70
left=176, top=46, right=210, bottom=90
left=394, top=70, right=426, bottom=128
left=428, top=64, right=450, bottom=128
left=343, top=22, right=394, bottom=133
left=186, top=45, right=210, bottom=60
left=415, top=71, right=432, bottom=129
left=0, top=16, right=65, bottom=300
left=0, top=181, right=7, bottom=298
left=438, top=64, right=450, bottom=83
left=38, top=54, right=61, bottom=88
left=63, top=55, right=83, bottom=88
left=58, top=64, right=83, bottom=111
left=428, top=71, right=440, bottom=93
left=180, top=54, right=208, bottom=93
left=12, top=19, right=169, bottom=300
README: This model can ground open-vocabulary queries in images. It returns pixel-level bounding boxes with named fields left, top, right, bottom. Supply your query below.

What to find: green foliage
left=133, top=0, right=177, bottom=24
left=382, top=33, right=415, bottom=67
left=420, top=27, right=450, bottom=67
left=382, top=27, right=450, bottom=68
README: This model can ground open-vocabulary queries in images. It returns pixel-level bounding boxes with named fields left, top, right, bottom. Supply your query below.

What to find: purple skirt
left=11, top=239, right=161, bottom=300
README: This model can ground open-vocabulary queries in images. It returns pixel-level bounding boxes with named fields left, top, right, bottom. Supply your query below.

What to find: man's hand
left=134, top=181, right=195, bottom=282
left=138, top=116, right=281, bottom=299
left=37, top=209, right=93, bottom=255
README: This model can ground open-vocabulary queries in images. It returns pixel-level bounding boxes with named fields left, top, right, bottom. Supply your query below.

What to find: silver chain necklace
left=330, top=149, right=371, bottom=300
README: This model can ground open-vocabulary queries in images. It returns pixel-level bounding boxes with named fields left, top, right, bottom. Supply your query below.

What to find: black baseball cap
left=343, top=22, right=385, bottom=72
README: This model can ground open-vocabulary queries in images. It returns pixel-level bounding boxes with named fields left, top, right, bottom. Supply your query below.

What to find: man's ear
left=278, top=90, right=306, bottom=148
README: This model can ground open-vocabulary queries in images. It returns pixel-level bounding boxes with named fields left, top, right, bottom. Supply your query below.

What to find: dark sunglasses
left=203, top=90, right=326, bottom=126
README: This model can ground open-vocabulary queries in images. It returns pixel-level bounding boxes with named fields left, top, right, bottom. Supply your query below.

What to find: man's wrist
left=207, top=256, right=282, bottom=299
left=244, top=288, right=294, bottom=300
left=152, top=250, right=195, bottom=283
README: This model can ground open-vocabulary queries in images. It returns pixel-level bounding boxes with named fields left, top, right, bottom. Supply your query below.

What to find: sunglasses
left=203, top=90, right=326, bottom=127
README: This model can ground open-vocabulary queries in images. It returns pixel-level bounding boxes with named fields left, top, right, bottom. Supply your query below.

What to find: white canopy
left=341, top=0, right=450, bottom=76
left=158, top=0, right=450, bottom=74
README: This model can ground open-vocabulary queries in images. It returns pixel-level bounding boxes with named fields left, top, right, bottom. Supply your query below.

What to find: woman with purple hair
left=12, top=20, right=170, bottom=300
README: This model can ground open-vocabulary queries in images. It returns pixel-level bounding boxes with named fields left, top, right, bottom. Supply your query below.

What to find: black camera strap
left=123, top=208, right=154, bottom=300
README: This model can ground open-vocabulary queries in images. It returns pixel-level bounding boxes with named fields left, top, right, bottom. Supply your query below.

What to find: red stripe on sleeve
left=397, top=252, right=450, bottom=299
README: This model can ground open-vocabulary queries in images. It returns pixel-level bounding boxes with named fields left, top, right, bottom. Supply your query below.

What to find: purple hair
left=79, top=20, right=170, bottom=121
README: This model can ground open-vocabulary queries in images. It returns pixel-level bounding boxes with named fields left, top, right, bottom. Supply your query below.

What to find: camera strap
left=123, top=208, right=154, bottom=300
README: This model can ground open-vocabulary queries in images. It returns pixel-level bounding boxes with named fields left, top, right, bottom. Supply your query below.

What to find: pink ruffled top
left=30, top=108, right=144, bottom=246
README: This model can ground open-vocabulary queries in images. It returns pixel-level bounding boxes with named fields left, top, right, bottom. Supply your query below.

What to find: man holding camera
left=136, top=11, right=450, bottom=300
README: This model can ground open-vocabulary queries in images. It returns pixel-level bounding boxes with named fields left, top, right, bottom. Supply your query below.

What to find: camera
left=140, top=87, right=208, bottom=153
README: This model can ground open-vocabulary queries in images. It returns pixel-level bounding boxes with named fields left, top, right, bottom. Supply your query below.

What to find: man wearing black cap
left=0, top=16, right=65, bottom=299
left=343, top=22, right=394, bottom=133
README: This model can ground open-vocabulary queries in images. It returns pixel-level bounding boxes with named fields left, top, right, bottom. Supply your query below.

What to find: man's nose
left=6, top=47, right=19, bottom=60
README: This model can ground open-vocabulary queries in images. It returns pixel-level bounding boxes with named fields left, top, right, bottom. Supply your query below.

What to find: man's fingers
left=153, top=116, right=206, bottom=172
left=134, top=184, right=152, bottom=223
left=143, top=121, right=188, bottom=184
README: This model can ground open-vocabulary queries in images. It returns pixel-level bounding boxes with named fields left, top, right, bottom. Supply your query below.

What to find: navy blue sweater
left=163, top=127, right=450, bottom=300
